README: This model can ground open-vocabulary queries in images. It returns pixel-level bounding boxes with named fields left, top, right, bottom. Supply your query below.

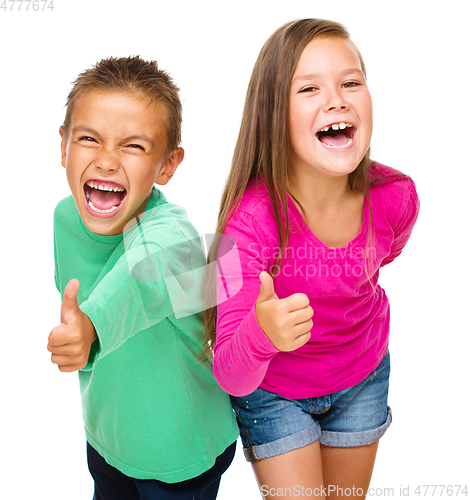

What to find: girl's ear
left=59, top=126, right=67, bottom=168
left=155, top=147, right=185, bottom=185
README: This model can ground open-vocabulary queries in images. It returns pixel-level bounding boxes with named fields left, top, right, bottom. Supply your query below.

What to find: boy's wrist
left=83, top=312, right=97, bottom=344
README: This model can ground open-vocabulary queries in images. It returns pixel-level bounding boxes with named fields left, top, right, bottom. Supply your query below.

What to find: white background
left=1, top=0, right=468, bottom=498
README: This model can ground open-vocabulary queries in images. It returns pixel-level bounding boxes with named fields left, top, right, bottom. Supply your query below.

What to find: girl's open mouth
left=316, top=122, right=355, bottom=149
left=84, top=180, right=127, bottom=217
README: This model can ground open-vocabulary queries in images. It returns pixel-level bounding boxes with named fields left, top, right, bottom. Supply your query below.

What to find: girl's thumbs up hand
left=48, top=279, right=97, bottom=373
left=257, top=270, right=279, bottom=302
left=255, top=272, right=313, bottom=352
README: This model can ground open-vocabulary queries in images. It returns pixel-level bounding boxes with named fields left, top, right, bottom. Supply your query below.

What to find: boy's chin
left=77, top=198, right=151, bottom=236
left=81, top=215, right=123, bottom=236
left=76, top=201, right=125, bottom=236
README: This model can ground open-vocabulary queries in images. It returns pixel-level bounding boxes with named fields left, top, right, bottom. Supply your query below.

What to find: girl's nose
left=323, top=89, right=348, bottom=112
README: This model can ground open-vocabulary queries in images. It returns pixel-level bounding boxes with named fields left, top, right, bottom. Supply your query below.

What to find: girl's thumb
left=258, top=272, right=278, bottom=302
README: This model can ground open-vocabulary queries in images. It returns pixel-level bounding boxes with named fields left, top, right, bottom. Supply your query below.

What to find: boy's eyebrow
left=121, top=135, right=155, bottom=145
left=292, top=68, right=363, bottom=82
left=72, top=126, right=102, bottom=136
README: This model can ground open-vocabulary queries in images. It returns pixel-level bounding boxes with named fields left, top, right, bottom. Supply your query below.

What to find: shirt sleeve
left=213, top=210, right=279, bottom=397
left=381, top=180, right=420, bottom=267
left=80, top=227, right=204, bottom=368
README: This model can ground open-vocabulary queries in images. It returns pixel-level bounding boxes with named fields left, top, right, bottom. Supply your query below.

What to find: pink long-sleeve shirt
left=214, top=164, right=419, bottom=398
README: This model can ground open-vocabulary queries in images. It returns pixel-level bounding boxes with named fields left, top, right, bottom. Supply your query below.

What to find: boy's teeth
left=86, top=181, right=125, bottom=192
left=88, top=200, right=119, bottom=214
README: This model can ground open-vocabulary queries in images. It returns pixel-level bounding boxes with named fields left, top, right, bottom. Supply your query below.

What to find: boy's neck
left=120, top=189, right=155, bottom=234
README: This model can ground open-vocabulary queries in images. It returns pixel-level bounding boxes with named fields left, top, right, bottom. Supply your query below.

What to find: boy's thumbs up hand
left=256, top=271, right=313, bottom=352
left=48, top=279, right=97, bottom=373
left=60, top=278, right=81, bottom=324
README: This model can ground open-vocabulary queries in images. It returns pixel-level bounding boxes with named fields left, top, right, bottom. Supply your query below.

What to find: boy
left=48, top=56, right=238, bottom=500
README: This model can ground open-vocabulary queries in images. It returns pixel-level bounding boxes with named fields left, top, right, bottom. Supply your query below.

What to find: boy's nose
left=94, top=149, right=119, bottom=173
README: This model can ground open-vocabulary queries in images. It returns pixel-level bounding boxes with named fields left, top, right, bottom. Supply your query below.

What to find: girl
left=205, top=19, right=419, bottom=499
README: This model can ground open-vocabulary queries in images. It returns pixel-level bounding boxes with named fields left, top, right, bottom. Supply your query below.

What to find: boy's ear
left=155, top=147, right=185, bottom=185
left=59, top=126, right=67, bottom=168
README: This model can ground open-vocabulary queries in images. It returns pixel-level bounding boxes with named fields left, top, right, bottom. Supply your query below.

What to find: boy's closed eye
left=77, top=137, right=145, bottom=152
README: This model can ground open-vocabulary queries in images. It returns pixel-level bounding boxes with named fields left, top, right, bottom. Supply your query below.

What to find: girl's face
left=289, top=36, right=373, bottom=181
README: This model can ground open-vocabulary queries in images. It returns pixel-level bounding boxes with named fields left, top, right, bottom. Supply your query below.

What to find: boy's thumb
left=61, top=279, right=80, bottom=324
left=258, top=272, right=278, bottom=302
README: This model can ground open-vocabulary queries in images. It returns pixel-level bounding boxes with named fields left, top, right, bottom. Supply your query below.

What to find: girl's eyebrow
left=292, top=68, right=364, bottom=82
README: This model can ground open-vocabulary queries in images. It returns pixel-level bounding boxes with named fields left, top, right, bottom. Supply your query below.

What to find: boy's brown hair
left=62, top=56, right=182, bottom=154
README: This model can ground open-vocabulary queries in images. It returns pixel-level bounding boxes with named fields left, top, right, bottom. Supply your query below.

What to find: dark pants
left=87, top=441, right=236, bottom=500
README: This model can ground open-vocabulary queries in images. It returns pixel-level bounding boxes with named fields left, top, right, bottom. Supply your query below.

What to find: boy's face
left=60, top=90, right=183, bottom=235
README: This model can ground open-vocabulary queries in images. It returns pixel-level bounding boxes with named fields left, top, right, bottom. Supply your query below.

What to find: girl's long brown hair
left=203, top=19, right=408, bottom=356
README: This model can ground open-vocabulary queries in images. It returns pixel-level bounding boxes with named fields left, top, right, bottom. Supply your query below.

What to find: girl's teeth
left=319, top=122, right=353, bottom=133
left=323, top=136, right=353, bottom=149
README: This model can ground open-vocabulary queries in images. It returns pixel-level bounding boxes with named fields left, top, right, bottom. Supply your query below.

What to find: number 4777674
left=0, top=0, right=54, bottom=11
left=414, top=485, right=468, bottom=497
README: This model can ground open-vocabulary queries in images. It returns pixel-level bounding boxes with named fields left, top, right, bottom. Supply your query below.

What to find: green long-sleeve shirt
left=53, top=188, right=238, bottom=482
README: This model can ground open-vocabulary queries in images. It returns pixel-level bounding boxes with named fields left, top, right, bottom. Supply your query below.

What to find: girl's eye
left=127, top=144, right=145, bottom=151
left=343, top=81, right=360, bottom=88
left=78, top=136, right=96, bottom=142
left=299, top=86, right=318, bottom=93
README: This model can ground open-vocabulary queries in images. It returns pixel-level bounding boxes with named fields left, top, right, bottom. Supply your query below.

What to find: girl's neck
left=287, top=169, right=365, bottom=249
left=288, top=170, right=353, bottom=212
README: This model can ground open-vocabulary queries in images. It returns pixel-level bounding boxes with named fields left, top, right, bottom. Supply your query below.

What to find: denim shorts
left=231, top=351, right=392, bottom=462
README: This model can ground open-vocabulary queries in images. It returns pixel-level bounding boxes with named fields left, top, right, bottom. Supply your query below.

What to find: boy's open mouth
left=84, top=180, right=127, bottom=216
left=316, top=122, right=355, bottom=149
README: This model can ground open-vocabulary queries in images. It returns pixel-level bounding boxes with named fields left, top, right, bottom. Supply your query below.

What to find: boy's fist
left=48, top=279, right=97, bottom=373
left=255, top=272, right=313, bottom=351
